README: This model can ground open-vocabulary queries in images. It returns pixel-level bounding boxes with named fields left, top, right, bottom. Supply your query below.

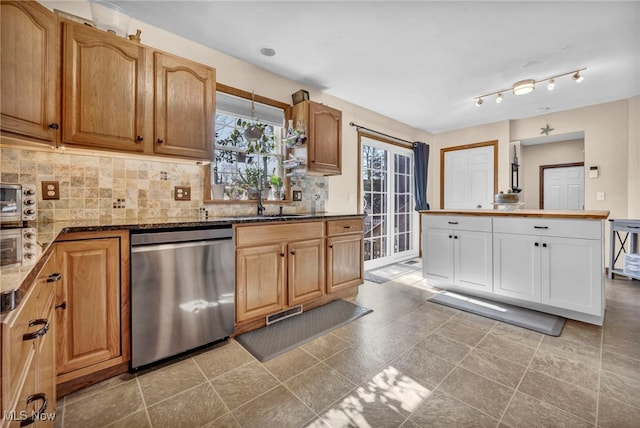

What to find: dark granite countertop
left=0, top=213, right=364, bottom=316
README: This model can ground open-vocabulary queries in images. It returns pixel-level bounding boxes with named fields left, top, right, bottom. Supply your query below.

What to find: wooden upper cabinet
left=293, top=100, right=342, bottom=175
left=62, top=21, right=146, bottom=152
left=0, top=1, right=60, bottom=144
left=154, top=52, right=215, bottom=159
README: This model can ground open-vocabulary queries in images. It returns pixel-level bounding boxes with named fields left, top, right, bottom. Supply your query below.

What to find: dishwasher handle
left=131, top=227, right=232, bottom=246
left=131, top=239, right=231, bottom=254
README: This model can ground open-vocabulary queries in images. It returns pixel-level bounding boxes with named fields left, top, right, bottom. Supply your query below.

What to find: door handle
left=22, top=319, right=49, bottom=341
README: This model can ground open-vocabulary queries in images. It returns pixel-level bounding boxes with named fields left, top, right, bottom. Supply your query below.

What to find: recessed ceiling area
left=519, top=131, right=585, bottom=146
left=60, top=1, right=640, bottom=134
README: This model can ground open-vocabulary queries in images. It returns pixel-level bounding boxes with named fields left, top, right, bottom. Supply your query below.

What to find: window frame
left=204, top=84, right=291, bottom=204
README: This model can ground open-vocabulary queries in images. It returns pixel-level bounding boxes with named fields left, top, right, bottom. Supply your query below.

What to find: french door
left=361, top=136, right=419, bottom=270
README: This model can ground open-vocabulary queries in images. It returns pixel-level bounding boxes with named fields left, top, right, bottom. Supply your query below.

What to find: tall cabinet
left=0, top=0, right=60, bottom=145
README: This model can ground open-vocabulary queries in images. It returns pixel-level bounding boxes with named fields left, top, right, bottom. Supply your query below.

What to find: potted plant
left=269, top=174, right=283, bottom=200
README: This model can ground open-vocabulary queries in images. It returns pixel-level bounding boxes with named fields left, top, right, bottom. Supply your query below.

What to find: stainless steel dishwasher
left=130, top=227, right=234, bottom=370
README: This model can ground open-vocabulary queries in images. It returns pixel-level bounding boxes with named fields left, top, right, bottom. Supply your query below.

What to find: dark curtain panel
left=413, top=142, right=430, bottom=210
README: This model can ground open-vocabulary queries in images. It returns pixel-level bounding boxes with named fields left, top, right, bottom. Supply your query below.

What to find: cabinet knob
left=55, top=301, right=67, bottom=310
left=290, top=250, right=296, bottom=255
left=22, top=319, right=49, bottom=341
left=449, top=235, right=452, bottom=239
left=157, top=138, right=164, bottom=144
left=542, top=243, right=547, bottom=248
left=136, top=136, right=144, bottom=142
left=534, top=242, right=539, bottom=247
left=454, top=236, right=458, bottom=239
left=48, top=123, right=59, bottom=130
left=280, top=252, right=285, bottom=257
left=47, top=273, right=62, bottom=283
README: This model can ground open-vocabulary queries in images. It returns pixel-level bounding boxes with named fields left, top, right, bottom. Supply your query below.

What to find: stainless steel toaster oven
left=0, top=183, right=37, bottom=224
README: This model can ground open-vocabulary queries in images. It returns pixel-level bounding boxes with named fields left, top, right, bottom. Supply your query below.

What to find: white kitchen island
left=420, top=209, right=610, bottom=325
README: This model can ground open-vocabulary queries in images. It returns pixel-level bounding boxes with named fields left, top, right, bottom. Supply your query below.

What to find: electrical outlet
left=175, top=186, right=191, bottom=201
left=596, top=192, right=605, bottom=201
left=41, top=181, right=60, bottom=200
left=292, top=190, right=302, bottom=201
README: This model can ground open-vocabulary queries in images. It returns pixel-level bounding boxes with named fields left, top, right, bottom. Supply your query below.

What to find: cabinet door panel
left=454, top=230, right=493, bottom=290
left=308, top=102, right=341, bottom=174
left=154, top=52, right=215, bottom=159
left=0, top=1, right=59, bottom=143
left=327, top=234, right=363, bottom=293
left=288, top=239, right=325, bottom=306
left=542, top=237, right=602, bottom=315
left=422, top=228, right=453, bottom=282
left=55, top=238, right=121, bottom=374
left=236, top=244, right=285, bottom=322
left=62, top=23, right=145, bottom=152
left=493, top=233, right=540, bottom=302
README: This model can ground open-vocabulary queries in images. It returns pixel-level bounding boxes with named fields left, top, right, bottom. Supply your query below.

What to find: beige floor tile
left=209, top=361, right=279, bottom=410
left=63, top=373, right=134, bottom=406
left=517, top=370, right=597, bottom=422
left=390, top=342, right=456, bottom=388
left=417, top=332, right=472, bottom=363
left=439, top=366, right=514, bottom=419
left=201, top=412, right=240, bottom=428
left=602, top=332, right=640, bottom=359
left=501, top=392, right=593, bottom=428
left=397, top=309, right=450, bottom=336
left=415, top=301, right=459, bottom=320
left=599, top=370, right=640, bottom=408
left=489, top=322, right=544, bottom=349
left=450, top=310, right=497, bottom=332
left=324, top=345, right=387, bottom=384
left=193, top=340, right=255, bottom=379
left=262, top=347, right=319, bottom=382
left=63, top=380, right=144, bottom=428
left=536, top=335, right=601, bottom=367
left=597, top=394, right=640, bottom=428
left=104, top=410, right=150, bottom=428
left=476, top=333, right=536, bottom=366
left=435, top=320, right=488, bottom=347
left=459, top=349, right=527, bottom=389
left=232, top=385, right=314, bottom=428
left=137, top=358, right=207, bottom=405
left=408, top=390, right=498, bottom=428
left=147, top=383, right=227, bottom=428
left=559, top=319, right=602, bottom=349
left=300, top=332, right=351, bottom=360
left=601, top=351, right=640, bottom=382
left=285, top=362, right=356, bottom=413
left=528, top=352, right=599, bottom=391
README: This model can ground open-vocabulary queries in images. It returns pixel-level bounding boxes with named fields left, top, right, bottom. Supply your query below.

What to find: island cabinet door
left=493, top=233, right=541, bottom=302
left=287, top=238, right=325, bottom=307
left=541, top=237, right=602, bottom=315
left=236, top=244, right=286, bottom=323
left=453, top=230, right=493, bottom=290
left=422, top=227, right=454, bottom=282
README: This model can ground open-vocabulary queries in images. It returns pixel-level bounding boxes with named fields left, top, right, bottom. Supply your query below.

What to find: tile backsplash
left=0, top=144, right=327, bottom=222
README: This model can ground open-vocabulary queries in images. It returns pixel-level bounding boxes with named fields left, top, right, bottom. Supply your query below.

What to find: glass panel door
left=361, top=137, right=418, bottom=270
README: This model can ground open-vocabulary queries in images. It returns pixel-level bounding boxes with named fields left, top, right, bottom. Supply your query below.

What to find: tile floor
left=54, top=262, right=640, bottom=428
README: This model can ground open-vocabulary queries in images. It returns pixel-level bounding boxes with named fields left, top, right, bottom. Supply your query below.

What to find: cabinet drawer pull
left=534, top=226, right=549, bottom=229
left=22, top=319, right=49, bottom=341
left=448, top=221, right=458, bottom=225
left=629, top=226, right=640, bottom=229
left=47, top=273, right=62, bottom=283
left=55, top=301, right=67, bottom=310
left=157, top=138, right=164, bottom=144
left=20, top=393, right=48, bottom=427
left=343, top=225, right=352, bottom=229
left=48, top=123, right=59, bottom=130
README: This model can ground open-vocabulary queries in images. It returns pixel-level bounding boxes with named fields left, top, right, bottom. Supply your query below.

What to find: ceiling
left=106, top=1, right=640, bottom=135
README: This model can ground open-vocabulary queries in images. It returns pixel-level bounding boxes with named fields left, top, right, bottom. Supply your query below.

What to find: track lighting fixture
left=473, top=67, right=586, bottom=106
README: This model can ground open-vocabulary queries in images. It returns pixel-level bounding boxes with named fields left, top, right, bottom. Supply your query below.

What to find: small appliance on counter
left=493, top=190, right=524, bottom=210
left=0, top=227, right=37, bottom=269
left=0, top=183, right=37, bottom=224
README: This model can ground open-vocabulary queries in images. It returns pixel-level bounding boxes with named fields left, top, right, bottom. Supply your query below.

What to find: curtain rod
left=349, top=121, right=414, bottom=147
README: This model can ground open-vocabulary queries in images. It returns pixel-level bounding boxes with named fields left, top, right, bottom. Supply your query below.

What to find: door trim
left=539, top=162, right=584, bottom=209
left=440, top=140, right=498, bottom=209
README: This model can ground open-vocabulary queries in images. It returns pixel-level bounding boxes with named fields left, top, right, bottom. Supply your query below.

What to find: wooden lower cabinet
left=326, top=218, right=364, bottom=293
left=1, top=251, right=59, bottom=428
left=288, top=238, right=325, bottom=307
left=53, top=230, right=130, bottom=392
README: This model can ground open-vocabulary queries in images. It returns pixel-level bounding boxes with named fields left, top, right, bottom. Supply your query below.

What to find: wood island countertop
left=419, top=209, right=610, bottom=220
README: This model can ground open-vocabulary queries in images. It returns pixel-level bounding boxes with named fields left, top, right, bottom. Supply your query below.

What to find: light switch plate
left=41, top=181, right=60, bottom=200
left=175, top=186, right=191, bottom=201
left=596, top=192, right=605, bottom=201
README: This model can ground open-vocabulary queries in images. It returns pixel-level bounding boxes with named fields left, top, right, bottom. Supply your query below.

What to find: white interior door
left=543, top=166, right=584, bottom=210
left=444, top=145, right=494, bottom=209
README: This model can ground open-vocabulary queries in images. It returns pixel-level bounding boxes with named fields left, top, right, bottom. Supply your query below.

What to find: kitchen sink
left=229, top=214, right=314, bottom=221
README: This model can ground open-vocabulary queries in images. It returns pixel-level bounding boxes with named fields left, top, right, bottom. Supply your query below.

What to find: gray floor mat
left=235, top=299, right=372, bottom=362
left=428, top=291, right=565, bottom=336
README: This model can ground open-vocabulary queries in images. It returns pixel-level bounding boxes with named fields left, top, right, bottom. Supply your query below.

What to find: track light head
left=547, top=79, right=555, bottom=91
left=476, top=98, right=483, bottom=106
left=573, top=71, right=584, bottom=82
left=496, top=93, right=503, bottom=103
